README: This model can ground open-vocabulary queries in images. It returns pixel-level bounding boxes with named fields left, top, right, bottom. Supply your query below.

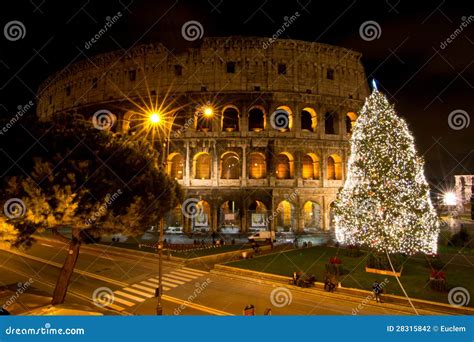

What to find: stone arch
left=193, top=200, right=211, bottom=232
left=248, top=106, right=266, bottom=132
left=193, top=152, right=212, bottom=179
left=302, top=153, right=320, bottom=180
left=221, top=105, right=240, bottom=132
left=248, top=200, right=268, bottom=231
left=275, top=152, right=294, bottom=179
left=346, top=111, right=357, bottom=134
left=327, top=154, right=342, bottom=180
left=302, top=200, right=322, bottom=231
left=220, top=151, right=241, bottom=179
left=275, top=200, right=295, bottom=232
left=249, top=152, right=266, bottom=179
left=301, top=107, right=317, bottom=132
left=167, top=152, right=184, bottom=180
left=324, top=111, right=339, bottom=135
left=219, top=200, right=241, bottom=233
left=272, top=105, right=293, bottom=131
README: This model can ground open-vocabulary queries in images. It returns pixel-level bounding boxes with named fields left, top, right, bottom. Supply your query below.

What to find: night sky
left=0, top=0, right=472, bottom=191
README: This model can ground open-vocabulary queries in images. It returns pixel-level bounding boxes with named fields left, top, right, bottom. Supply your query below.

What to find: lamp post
left=147, top=110, right=177, bottom=316
left=443, top=191, right=457, bottom=232
left=148, top=105, right=214, bottom=315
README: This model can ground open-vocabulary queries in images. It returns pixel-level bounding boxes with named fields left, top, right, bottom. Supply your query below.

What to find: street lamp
left=443, top=191, right=457, bottom=206
left=146, top=109, right=178, bottom=316
left=149, top=112, right=161, bottom=124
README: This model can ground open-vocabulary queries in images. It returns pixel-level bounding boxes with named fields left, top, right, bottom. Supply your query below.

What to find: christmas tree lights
left=334, top=87, right=439, bottom=255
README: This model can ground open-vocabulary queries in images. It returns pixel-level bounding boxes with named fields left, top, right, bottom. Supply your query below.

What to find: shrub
left=342, top=245, right=363, bottom=257
left=366, top=252, right=403, bottom=272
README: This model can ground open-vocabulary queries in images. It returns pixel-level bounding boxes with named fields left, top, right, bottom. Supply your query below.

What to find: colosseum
left=37, top=37, right=370, bottom=237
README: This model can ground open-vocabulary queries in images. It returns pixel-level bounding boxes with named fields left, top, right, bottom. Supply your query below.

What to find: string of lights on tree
left=334, top=81, right=440, bottom=255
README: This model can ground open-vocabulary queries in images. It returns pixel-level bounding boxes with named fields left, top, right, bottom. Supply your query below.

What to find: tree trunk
left=51, top=228, right=82, bottom=305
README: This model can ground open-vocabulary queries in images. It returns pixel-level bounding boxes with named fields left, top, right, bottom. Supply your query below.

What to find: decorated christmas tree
left=334, top=83, right=439, bottom=255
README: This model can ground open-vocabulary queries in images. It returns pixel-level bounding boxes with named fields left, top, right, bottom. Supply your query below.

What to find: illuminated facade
left=37, top=37, right=370, bottom=234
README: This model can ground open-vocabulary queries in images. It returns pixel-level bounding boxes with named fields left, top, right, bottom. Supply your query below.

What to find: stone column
left=212, top=203, right=218, bottom=232
left=185, top=141, right=191, bottom=186
left=241, top=145, right=247, bottom=187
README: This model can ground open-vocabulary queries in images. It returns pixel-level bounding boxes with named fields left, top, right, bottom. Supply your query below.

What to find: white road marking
left=131, top=284, right=155, bottom=293
left=169, top=272, right=196, bottom=280
left=40, top=243, right=54, bottom=247
left=115, top=290, right=145, bottom=302
left=111, top=296, right=134, bottom=307
left=122, top=287, right=154, bottom=298
left=160, top=276, right=185, bottom=285
left=147, top=278, right=178, bottom=288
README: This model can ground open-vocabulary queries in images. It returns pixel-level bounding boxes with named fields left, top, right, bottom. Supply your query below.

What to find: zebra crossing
left=99, top=267, right=209, bottom=312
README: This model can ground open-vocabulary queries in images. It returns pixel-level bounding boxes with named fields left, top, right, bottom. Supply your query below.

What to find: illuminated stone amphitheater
left=37, top=37, right=370, bottom=235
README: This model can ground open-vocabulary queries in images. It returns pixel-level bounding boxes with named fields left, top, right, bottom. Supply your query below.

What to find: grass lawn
left=227, top=246, right=474, bottom=307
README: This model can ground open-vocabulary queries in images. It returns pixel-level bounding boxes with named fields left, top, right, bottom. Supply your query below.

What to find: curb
left=33, top=235, right=185, bottom=264
left=213, top=264, right=474, bottom=315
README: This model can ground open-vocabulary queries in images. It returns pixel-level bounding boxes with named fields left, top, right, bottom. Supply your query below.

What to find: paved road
left=0, top=239, right=444, bottom=316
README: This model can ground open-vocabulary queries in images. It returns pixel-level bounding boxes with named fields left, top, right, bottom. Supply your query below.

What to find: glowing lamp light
left=443, top=192, right=457, bottom=206
left=202, top=105, right=214, bottom=117
left=149, top=112, right=161, bottom=124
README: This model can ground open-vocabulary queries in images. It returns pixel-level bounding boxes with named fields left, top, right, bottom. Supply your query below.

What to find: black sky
left=0, top=0, right=472, bottom=190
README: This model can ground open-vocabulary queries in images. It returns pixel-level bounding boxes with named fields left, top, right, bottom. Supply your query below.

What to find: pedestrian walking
left=372, top=280, right=383, bottom=303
